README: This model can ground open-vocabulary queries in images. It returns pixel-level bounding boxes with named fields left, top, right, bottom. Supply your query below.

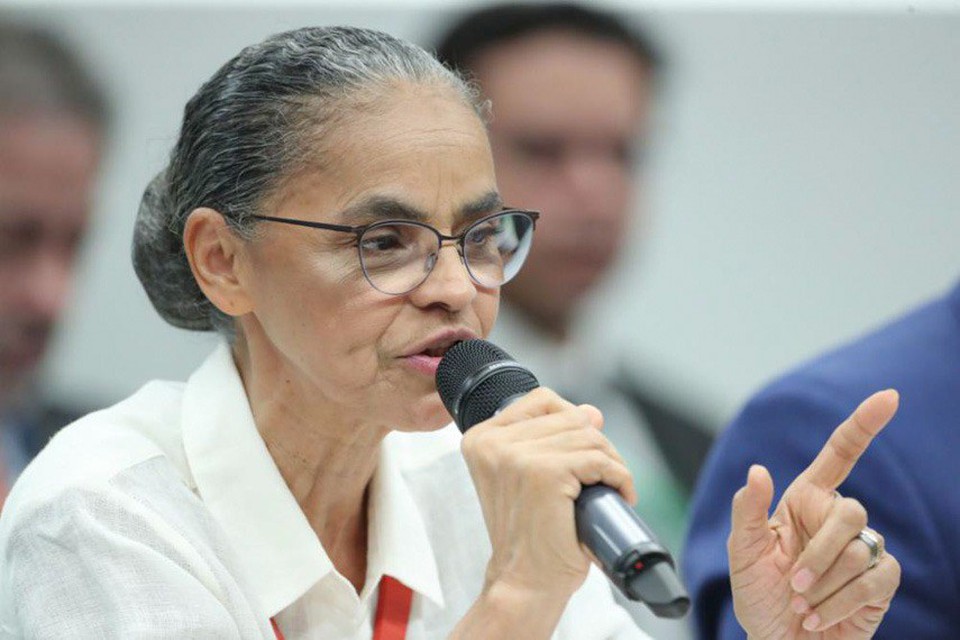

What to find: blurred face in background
left=0, top=114, right=101, bottom=404
left=470, top=30, right=654, bottom=337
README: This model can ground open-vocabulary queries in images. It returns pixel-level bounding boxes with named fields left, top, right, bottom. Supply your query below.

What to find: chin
left=391, top=393, right=453, bottom=433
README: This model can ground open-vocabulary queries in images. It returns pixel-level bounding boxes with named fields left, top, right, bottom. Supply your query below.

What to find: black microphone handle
left=494, top=395, right=690, bottom=619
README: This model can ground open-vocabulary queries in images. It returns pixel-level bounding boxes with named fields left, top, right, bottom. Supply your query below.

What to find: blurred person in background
left=433, top=7, right=712, bottom=632
left=433, top=4, right=715, bottom=635
left=0, top=21, right=109, bottom=504
left=684, top=280, right=960, bottom=639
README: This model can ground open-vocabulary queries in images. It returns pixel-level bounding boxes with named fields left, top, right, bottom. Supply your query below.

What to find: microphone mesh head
left=459, top=368, right=539, bottom=430
left=436, top=339, right=539, bottom=432
left=436, top=340, right=512, bottom=416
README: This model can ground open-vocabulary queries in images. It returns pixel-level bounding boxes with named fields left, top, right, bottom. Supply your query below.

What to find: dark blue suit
left=683, top=281, right=960, bottom=639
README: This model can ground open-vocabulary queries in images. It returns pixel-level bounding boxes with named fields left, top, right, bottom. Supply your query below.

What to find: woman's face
left=236, top=84, right=500, bottom=432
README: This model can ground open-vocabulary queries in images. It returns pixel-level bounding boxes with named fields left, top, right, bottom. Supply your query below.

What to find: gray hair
left=0, top=20, right=110, bottom=129
left=133, top=25, right=486, bottom=333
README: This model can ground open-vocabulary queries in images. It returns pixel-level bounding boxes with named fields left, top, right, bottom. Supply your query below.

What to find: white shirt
left=0, top=343, right=649, bottom=639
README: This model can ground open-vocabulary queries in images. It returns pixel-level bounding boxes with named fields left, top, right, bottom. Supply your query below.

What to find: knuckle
left=585, top=449, right=608, bottom=468
left=843, top=544, right=869, bottom=573
left=583, top=428, right=608, bottom=449
left=531, top=387, right=562, bottom=404
left=565, top=407, right=593, bottom=429
left=584, top=451, right=613, bottom=480
left=886, top=555, right=902, bottom=585
left=839, top=498, right=868, bottom=528
left=510, top=451, right=535, bottom=476
left=853, top=574, right=875, bottom=601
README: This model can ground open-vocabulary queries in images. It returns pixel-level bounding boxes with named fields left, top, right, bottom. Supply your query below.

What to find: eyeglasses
left=250, top=209, right=539, bottom=295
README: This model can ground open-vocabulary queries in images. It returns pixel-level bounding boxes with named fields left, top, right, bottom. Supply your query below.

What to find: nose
left=18, top=246, right=74, bottom=321
left=568, top=155, right=623, bottom=201
left=407, top=243, right=477, bottom=312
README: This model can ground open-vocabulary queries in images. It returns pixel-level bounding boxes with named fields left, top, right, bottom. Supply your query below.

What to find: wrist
left=449, top=578, right=572, bottom=640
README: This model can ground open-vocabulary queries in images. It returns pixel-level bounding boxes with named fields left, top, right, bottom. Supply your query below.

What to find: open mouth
left=420, top=344, right=454, bottom=358
left=404, top=328, right=477, bottom=373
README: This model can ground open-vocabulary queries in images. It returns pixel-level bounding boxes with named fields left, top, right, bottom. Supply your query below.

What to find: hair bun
left=132, top=170, right=214, bottom=331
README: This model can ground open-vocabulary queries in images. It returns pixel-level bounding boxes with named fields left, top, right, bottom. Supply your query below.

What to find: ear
left=183, top=207, right=253, bottom=318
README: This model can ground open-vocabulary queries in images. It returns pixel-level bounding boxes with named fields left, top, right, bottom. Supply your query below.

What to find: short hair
left=133, top=26, right=484, bottom=334
left=434, top=2, right=661, bottom=78
left=0, top=20, right=109, bottom=130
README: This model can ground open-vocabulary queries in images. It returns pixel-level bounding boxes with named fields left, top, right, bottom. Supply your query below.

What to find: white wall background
left=5, top=2, right=958, bottom=424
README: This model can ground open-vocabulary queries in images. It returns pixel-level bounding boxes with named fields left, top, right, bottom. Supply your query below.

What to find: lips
left=402, top=327, right=478, bottom=375
left=404, top=328, right=478, bottom=358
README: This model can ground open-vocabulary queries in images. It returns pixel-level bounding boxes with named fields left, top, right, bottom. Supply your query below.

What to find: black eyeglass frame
left=250, top=208, right=540, bottom=295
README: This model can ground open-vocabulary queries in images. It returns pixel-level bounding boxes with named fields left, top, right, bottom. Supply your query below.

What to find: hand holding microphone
left=437, top=339, right=689, bottom=618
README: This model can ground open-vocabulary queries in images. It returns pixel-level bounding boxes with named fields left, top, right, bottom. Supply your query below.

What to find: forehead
left=270, top=83, right=497, bottom=224
left=470, top=30, right=653, bottom=137
left=0, top=114, right=101, bottom=225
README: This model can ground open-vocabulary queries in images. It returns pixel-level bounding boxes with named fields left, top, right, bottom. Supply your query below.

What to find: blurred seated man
left=684, top=280, right=960, bottom=638
left=0, top=22, right=108, bottom=503
left=434, top=5, right=714, bottom=636
left=434, top=2, right=714, bottom=550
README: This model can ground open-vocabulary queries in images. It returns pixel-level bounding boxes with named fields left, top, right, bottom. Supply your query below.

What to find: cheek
left=309, top=289, right=401, bottom=382
left=476, top=290, right=500, bottom=338
left=249, top=249, right=394, bottom=384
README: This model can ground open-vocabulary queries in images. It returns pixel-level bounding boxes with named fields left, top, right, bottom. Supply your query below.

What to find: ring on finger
left=856, top=528, right=883, bottom=570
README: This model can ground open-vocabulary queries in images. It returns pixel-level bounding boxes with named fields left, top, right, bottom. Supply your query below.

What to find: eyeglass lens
left=358, top=212, right=535, bottom=295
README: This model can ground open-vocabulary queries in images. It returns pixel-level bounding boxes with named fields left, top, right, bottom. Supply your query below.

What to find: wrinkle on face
left=235, top=83, right=499, bottom=435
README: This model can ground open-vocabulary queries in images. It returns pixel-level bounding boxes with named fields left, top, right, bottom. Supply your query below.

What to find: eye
left=465, top=219, right=500, bottom=245
left=0, top=217, right=43, bottom=263
left=514, top=136, right=564, bottom=164
left=360, top=227, right=406, bottom=252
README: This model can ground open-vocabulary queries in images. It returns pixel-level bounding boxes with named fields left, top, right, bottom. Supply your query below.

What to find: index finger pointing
left=802, top=389, right=899, bottom=490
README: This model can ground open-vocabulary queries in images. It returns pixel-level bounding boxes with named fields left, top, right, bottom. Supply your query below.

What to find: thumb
left=728, top=464, right=775, bottom=571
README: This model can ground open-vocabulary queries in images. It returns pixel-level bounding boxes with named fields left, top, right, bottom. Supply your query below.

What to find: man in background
left=434, top=4, right=713, bottom=636
left=0, top=21, right=109, bottom=503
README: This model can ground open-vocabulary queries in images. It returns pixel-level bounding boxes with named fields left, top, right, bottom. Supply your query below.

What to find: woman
left=0, top=26, right=899, bottom=639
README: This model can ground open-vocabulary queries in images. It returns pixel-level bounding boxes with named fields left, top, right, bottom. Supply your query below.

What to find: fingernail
left=791, top=568, right=815, bottom=593
left=802, top=613, right=821, bottom=631
left=790, top=595, right=809, bottom=614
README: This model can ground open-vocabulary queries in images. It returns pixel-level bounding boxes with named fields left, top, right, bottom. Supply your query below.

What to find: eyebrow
left=339, top=191, right=504, bottom=226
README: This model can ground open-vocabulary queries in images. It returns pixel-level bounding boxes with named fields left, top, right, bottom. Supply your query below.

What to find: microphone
left=436, top=339, right=690, bottom=618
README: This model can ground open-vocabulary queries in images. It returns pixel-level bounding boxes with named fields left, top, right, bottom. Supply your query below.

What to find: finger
left=800, top=554, right=901, bottom=632
left=528, top=426, right=627, bottom=468
left=462, top=406, right=612, bottom=487
left=727, top=464, right=775, bottom=572
left=578, top=404, right=604, bottom=431
left=558, top=450, right=637, bottom=506
left=487, top=387, right=578, bottom=425
left=790, top=497, right=868, bottom=594
left=480, top=405, right=596, bottom=442
left=802, top=389, right=899, bottom=491
left=802, top=529, right=884, bottom=606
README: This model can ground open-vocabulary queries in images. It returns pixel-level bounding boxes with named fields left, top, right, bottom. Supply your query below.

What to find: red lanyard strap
left=372, top=576, right=414, bottom=640
left=271, top=575, right=413, bottom=640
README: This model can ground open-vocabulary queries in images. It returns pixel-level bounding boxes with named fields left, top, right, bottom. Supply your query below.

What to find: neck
left=233, top=333, right=385, bottom=594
